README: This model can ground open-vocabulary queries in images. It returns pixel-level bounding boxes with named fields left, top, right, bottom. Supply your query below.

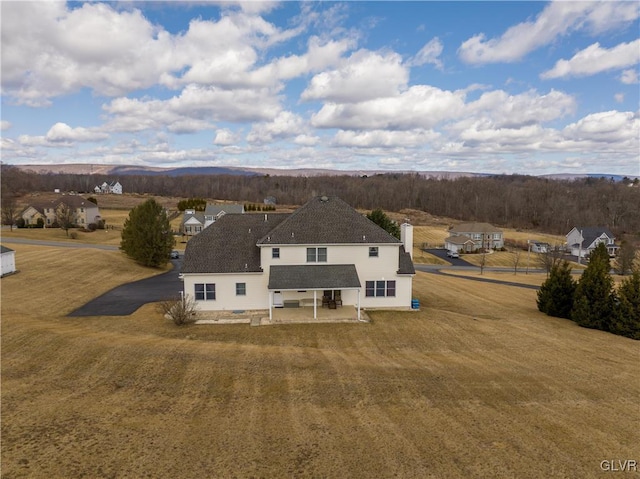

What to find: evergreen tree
left=611, top=271, right=640, bottom=340
left=367, top=209, right=400, bottom=239
left=537, top=260, right=576, bottom=318
left=571, top=243, right=615, bottom=331
left=121, top=198, right=174, bottom=267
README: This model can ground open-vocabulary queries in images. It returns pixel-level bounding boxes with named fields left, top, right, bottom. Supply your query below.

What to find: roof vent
left=248, top=228, right=251, bottom=233
left=320, top=195, right=328, bottom=202
left=363, top=235, right=366, bottom=241
left=291, top=232, right=294, bottom=238
left=264, top=214, right=267, bottom=221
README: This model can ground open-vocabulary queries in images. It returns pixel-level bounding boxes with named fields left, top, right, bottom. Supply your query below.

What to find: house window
left=81, top=207, right=84, bottom=212
left=195, top=283, right=215, bottom=300
left=365, top=280, right=396, bottom=297
left=493, top=233, right=500, bottom=240
left=473, top=234, right=482, bottom=240
left=272, top=248, right=280, bottom=259
left=307, top=247, right=327, bottom=262
left=236, top=283, right=246, bottom=296
left=369, top=247, right=379, bottom=257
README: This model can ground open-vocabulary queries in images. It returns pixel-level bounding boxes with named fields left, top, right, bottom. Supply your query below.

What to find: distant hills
left=9, top=163, right=638, bottom=182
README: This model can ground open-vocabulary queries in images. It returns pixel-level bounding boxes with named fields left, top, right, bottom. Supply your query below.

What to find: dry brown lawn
left=2, top=245, right=639, bottom=478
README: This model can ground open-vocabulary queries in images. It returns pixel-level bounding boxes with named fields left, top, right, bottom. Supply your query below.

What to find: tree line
left=537, top=243, right=639, bottom=340
left=2, top=165, right=639, bottom=237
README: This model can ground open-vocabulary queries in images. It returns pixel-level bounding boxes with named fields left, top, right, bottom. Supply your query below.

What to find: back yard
left=1, top=244, right=638, bottom=478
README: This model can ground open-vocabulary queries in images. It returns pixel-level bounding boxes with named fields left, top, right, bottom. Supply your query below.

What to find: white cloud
left=620, top=69, right=639, bottom=84
left=293, top=134, right=321, bottom=146
left=614, top=93, right=625, bottom=103
left=1, top=120, right=11, bottom=130
left=301, top=49, right=408, bottom=103
left=246, top=111, right=304, bottom=144
left=563, top=110, right=640, bottom=145
left=213, top=129, right=239, bottom=146
left=1, top=2, right=314, bottom=105
left=103, top=84, right=281, bottom=133
left=45, top=122, right=109, bottom=143
left=459, top=1, right=640, bottom=64
left=409, top=37, right=443, bottom=69
left=311, top=85, right=465, bottom=130
left=541, top=40, right=640, bottom=79
left=463, top=89, right=576, bottom=128
left=333, top=129, right=439, bottom=148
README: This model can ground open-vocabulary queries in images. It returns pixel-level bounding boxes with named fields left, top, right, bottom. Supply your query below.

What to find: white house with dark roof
left=203, top=203, right=244, bottom=228
left=181, top=196, right=415, bottom=320
left=1, top=245, right=16, bottom=277
left=445, top=222, right=504, bottom=252
left=566, top=227, right=618, bottom=258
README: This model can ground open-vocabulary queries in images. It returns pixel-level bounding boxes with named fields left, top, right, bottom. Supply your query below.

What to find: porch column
left=357, top=288, right=361, bottom=321
left=269, top=291, right=273, bottom=322
left=313, top=290, right=317, bottom=320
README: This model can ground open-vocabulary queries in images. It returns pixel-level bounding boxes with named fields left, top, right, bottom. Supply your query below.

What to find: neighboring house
left=566, top=227, right=618, bottom=258
left=181, top=210, right=205, bottom=237
left=21, top=196, right=101, bottom=227
left=444, top=235, right=476, bottom=254
left=181, top=196, right=416, bottom=320
left=446, top=222, right=504, bottom=252
left=95, top=181, right=123, bottom=194
left=264, top=196, right=277, bottom=205
left=203, top=203, right=244, bottom=228
left=1, top=245, right=16, bottom=277
left=20, top=205, right=46, bottom=226
left=529, top=241, right=550, bottom=253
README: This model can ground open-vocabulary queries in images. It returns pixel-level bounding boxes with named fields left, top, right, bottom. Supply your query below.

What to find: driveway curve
left=68, top=258, right=183, bottom=316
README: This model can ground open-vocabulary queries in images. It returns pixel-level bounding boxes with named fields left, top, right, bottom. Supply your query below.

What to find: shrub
left=571, top=243, right=615, bottom=331
left=88, top=223, right=98, bottom=231
left=16, top=218, right=25, bottom=228
left=36, top=218, right=44, bottom=228
left=610, top=271, right=640, bottom=340
left=69, top=231, right=78, bottom=239
left=159, top=295, right=197, bottom=326
left=537, top=261, right=576, bottom=319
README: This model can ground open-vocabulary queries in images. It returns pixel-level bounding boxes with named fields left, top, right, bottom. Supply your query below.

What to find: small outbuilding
left=1, top=245, right=16, bottom=277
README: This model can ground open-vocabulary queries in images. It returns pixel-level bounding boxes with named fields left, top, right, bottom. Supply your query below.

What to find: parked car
left=447, top=250, right=460, bottom=258
left=170, top=250, right=180, bottom=259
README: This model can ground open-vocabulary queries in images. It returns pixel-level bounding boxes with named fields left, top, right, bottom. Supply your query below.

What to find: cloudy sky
left=1, top=1, right=639, bottom=175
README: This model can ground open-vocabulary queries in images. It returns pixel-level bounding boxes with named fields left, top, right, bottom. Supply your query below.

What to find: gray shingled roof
left=397, top=246, right=415, bottom=275
left=205, top=203, right=244, bottom=216
left=181, top=213, right=290, bottom=273
left=1, top=245, right=15, bottom=254
left=572, top=226, right=615, bottom=248
left=449, top=222, right=502, bottom=234
left=181, top=211, right=205, bottom=226
left=445, top=235, right=476, bottom=245
left=257, top=196, right=401, bottom=245
left=268, top=264, right=361, bottom=290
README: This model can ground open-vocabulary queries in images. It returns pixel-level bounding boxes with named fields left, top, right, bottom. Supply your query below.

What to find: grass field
left=2, top=243, right=638, bottom=478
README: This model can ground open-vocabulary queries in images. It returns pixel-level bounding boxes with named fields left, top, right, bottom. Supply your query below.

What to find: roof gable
left=204, top=203, right=244, bottom=216
left=257, top=196, right=400, bottom=245
left=182, top=213, right=290, bottom=274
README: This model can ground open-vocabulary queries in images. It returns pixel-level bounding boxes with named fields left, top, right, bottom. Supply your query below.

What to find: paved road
left=68, top=257, right=184, bottom=316
left=415, top=265, right=541, bottom=290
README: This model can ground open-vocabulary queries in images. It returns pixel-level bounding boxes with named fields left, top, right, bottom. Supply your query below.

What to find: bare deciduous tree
left=159, top=295, right=197, bottom=326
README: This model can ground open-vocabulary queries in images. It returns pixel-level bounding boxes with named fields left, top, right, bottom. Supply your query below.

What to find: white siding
left=261, top=244, right=412, bottom=308
left=1, top=251, right=16, bottom=276
left=182, top=273, right=268, bottom=311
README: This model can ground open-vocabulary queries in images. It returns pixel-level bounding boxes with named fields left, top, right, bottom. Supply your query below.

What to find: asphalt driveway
left=68, top=258, right=184, bottom=316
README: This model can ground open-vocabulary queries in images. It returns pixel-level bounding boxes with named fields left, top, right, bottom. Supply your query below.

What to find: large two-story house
left=181, top=203, right=245, bottom=237
left=444, top=222, right=504, bottom=253
left=181, top=196, right=415, bottom=320
left=566, top=227, right=618, bottom=258
left=21, top=195, right=100, bottom=227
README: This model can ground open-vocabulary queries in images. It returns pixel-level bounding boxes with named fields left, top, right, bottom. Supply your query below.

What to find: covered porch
left=268, top=264, right=362, bottom=322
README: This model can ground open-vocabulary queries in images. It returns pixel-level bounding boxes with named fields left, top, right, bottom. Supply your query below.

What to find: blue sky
left=1, top=1, right=639, bottom=175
